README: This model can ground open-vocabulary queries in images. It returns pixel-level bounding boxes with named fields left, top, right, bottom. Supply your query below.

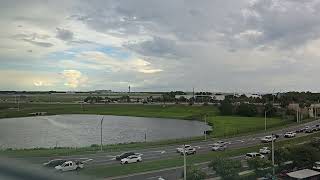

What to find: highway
left=17, top=119, right=320, bottom=180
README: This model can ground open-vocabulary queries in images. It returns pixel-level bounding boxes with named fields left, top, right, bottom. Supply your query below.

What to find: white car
left=120, top=155, right=142, bottom=164
left=313, top=162, right=320, bottom=171
left=180, top=147, right=196, bottom=155
left=259, top=147, right=271, bottom=154
left=261, top=135, right=276, bottom=143
left=214, top=141, right=229, bottom=146
left=245, top=152, right=265, bottom=159
left=212, top=144, right=227, bottom=151
left=176, top=145, right=191, bottom=153
left=55, top=161, right=84, bottom=171
left=284, top=132, right=296, bottom=138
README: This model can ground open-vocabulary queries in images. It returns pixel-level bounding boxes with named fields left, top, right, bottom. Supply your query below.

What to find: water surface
left=0, top=114, right=210, bottom=149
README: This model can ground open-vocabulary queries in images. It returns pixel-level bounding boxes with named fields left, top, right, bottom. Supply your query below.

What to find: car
left=180, top=147, right=196, bottom=155
left=284, top=132, right=296, bottom=138
left=43, top=159, right=67, bottom=168
left=313, top=161, right=320, bottom=171
left=120, top=155, right=142, bottom=164
left=305, top=128, right=314, bottom=133
left=296, top=128, right=305, bottom=133
left=176, top=145, right=191, bottom=153
left=212, top=144, right=227, bottom=151
left=245, top=152, right=265, bottom=159
left=261, top=135, right=276, bottom=143
left=212, top=141, right=229, bottom=147
left=312, top=125, right=320, bottom=131
left=115, top=152, right=136, bottom=160
left=259, top=147, right=271, bottom=154
left=55, top=161, right=84, bottom=171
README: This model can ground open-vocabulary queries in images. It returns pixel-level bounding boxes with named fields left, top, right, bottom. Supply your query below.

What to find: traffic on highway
left=38, top=119, right=320, bottom=176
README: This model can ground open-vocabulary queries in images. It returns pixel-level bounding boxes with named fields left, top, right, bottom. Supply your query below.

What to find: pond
left=0, top=114, right=211, bottom=149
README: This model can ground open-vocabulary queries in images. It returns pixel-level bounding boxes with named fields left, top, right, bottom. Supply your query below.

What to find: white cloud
left=61, top=70, right=87, bottom=88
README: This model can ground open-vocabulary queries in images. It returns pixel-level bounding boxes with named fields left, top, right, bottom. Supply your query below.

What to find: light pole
left=264, top=111, right=267, bottom=131
left=204, top=115, right=207, bottom=141
left=272, top=134, right=275, bottom=175
left=100, top=116, right=104, bottom=151
left=183, top=144, right=187, bottom=180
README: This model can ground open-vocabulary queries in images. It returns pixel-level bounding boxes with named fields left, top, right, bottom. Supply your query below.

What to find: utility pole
left=183, top=144, right=187, bottom=180
left=264, top=111, right=267, bottom=131
left=272, top=134, right=275, bottom=175
left=17, top=95, right=20, bottom=111
left=204, top=115, right=207, bottom=141
left=100, top=116, right=104, bottom=151
left=192, top=87, right=195, bottom=105
left=144, top=131, right=147, bottom=142
left=296, top=108, right=299, bottom=123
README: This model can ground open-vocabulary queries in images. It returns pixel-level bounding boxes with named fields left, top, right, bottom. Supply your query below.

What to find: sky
left=1, top=0, right=320, bottom=92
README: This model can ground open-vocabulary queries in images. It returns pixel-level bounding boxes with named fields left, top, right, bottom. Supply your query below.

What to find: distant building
left=245, top=94, right=262, bottom=99
left=214, top=94, right=225, bottom=101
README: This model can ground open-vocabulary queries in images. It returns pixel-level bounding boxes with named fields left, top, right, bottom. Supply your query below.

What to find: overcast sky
left=1, top=0, right=320, bottom=92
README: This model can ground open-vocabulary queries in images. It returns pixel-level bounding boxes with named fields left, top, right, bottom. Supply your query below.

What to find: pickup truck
left=261, top=135, right=276, bottom=143
left=284, top=132, right=296, bottom=138
left=259, top=147, right=271, bottom=154
left=180, top=147, right=196, bottom=155
left=55, top=161, right=84, bottom=171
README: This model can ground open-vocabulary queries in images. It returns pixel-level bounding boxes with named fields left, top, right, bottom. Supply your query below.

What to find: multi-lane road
left=19, top=119, right=320, bottom=180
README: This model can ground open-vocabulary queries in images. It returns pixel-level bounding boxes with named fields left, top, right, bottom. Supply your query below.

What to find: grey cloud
left=126, top=37, right=179, bottom=58
left=56, top=28, right=74, bottom=41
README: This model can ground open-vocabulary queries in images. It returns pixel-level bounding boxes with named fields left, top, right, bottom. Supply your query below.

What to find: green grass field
left=210, top=116, right=292, bottom=137
left=0, top=103, right=218, bottom=119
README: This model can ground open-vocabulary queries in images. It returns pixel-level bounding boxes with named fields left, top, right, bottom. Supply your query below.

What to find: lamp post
left=204, top=115, right=207, bottom=141
left=272, top=133, right=275, bottom=175
left=183, top=144, right=187, bottom=180
left=100, top=116, right=104, bottom=151
left=264, top=111, right=267, bottom=131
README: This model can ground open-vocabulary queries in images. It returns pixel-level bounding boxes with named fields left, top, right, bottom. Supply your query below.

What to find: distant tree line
left=219, top=99, right=277, bottom=117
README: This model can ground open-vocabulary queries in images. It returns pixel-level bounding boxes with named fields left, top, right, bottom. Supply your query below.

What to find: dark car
left=305, top=128, right=314, bottom=133
left=115, top=152, right=136, bottom=160
left=43, top=159, right=67, bottom=168
left=296, top=128, right=305, bottom=133
left=273, top=134, right=280, bottom=138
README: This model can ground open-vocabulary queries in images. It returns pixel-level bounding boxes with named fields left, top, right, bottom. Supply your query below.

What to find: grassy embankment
left=80, top=132, right=320, bottom=178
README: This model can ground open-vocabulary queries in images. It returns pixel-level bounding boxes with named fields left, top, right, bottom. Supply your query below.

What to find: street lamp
left=100, top=116, right=104, bottom=151
left=264, top=108, right=273, bottom=131
left=272, top=133, right=275, bottom=175
left=183, top=144, right=187, bottom=180
left=204, top=114, right=207, bottom=141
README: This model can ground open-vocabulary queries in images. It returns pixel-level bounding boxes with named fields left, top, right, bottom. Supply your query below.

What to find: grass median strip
left=80, top=132, right=320, bottom=178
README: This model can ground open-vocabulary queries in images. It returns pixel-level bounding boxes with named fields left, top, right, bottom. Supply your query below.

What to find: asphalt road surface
left=15, top=119, right=320, bottom=180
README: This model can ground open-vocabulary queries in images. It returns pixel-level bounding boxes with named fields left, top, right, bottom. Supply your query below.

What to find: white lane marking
left=152, top=150, right=166, bottom=154
left=82, top=159, right=93, bottom=163
left=235, top=140, right=245, bottom=143
left=194, top=146, right=201, bottom=149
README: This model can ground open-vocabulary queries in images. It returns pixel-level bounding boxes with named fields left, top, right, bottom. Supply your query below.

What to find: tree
left=219, top=100, right=233, bottom=115
left=209, top=157, right=241, bottom=180
left=237, top=103, right=257, bottom=117
left=264, top=103, right=277, bottom=117
left=182, top=166, right=206, bottom=180
left=247, top=158, right=273, bottom=177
